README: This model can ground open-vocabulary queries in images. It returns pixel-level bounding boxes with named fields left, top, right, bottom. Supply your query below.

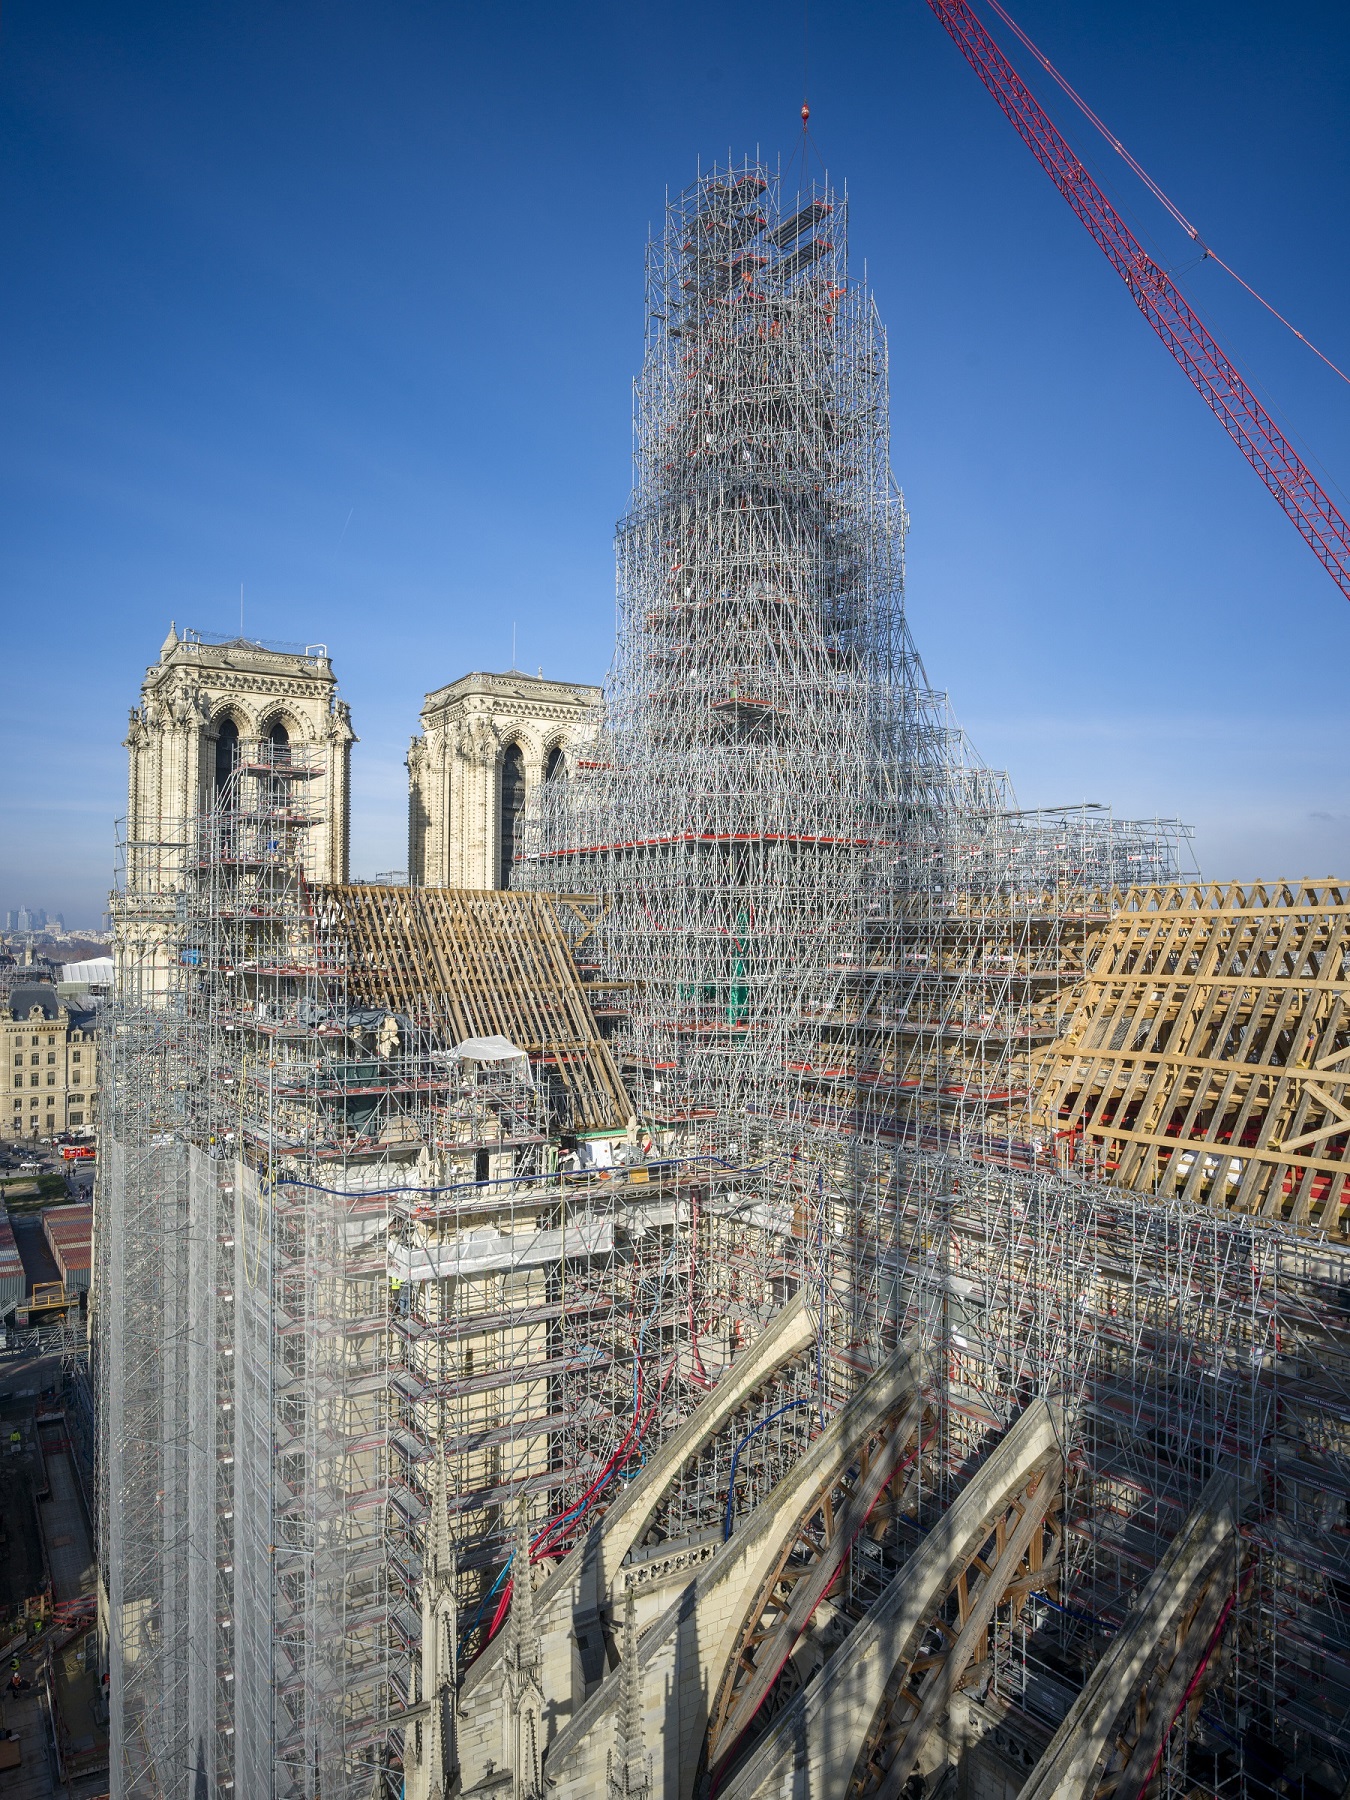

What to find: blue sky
left=2, top=1, right=1349, bottom=924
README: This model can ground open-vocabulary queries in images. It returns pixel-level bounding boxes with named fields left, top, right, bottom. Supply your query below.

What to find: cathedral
left=123, top=626, right=600, bottom=896
left=99, top=159, right=1350, bottom=1800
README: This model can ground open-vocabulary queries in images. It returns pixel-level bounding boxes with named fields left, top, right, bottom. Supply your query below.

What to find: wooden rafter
left=311, top=884, right=632, bottom=1133
left=1036, top=881, right=1350, bottom=1233
left=848, top=1458, right=1064, bottom=1798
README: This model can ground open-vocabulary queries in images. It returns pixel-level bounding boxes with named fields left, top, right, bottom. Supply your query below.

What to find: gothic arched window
left=499, top=744, right=526, bottom=889
left=545, top=745, right=565, bottom=781
left=269, top=720, right=291, bottom=762
left=214, top=717, right=240, bottom=790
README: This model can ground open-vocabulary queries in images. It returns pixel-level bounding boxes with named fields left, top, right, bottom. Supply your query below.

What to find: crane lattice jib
left=928, top=0, right=1350, bottom=602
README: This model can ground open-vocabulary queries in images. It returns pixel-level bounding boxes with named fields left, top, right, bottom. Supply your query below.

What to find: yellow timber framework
left=1037, top=881, right=1350, bottom=1231
left=311, top=883, right=630, bottom=1133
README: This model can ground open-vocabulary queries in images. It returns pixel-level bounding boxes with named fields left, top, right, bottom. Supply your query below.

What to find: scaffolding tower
left=103, top=740, right=398, bottom=1798
left=515, top=157, right=1350, bottom=1799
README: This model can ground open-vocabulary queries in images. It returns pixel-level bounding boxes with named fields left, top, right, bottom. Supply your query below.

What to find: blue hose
left=723, top=1399, right=815, bottom=1541
left=275, top=1146, right=787, bottom=1201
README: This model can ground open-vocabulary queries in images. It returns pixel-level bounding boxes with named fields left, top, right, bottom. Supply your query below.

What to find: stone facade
left=120, top=627, right=354, bottom=1000
left=125, top=625, right=354, bottom=886
left=2, top=984, right=98, bottom=1140
left=407, top=672, right=601, bottom=890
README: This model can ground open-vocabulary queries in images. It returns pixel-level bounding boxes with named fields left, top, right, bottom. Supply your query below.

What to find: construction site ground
left=0, top=1362, right=104, bottom=1796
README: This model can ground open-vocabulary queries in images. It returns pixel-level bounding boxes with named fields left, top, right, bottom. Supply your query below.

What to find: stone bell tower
left=118, top=626, right=355, bottom=1003
left=407, top=671, right=600, bottom=891
left=124, top=624, right=355, bottom=891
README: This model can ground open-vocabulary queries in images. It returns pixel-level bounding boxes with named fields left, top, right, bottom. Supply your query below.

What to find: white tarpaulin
left=441, top=1035, right=533, bottom=1083
left=60, top=956, right=115, bottom=987
left=453, top=1035, right=525, bottom=1060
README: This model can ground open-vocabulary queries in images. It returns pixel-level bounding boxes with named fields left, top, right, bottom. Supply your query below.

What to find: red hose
left=1133, top=1569, right=1252, bottom=1800
left=483, top=1354, right=681, bottom=1644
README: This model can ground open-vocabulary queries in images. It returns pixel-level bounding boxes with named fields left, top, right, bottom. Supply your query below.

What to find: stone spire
left=426, top=1432, right=455, bottom=1601
left=409, top=1436, right=458, bottom=1800
left=503, top=1495, right=540, bottom=1681
left=501, top=1495, right=544, bottom=1800
left=607, top=1583, right=652, bottom=1800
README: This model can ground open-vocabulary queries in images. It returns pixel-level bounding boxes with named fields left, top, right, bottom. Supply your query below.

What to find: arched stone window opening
left=499, top=744, right=526, bottom=889
left=214, top=717, right=240, bottom=791
left=261, top=719, right=294, bottom=820
left=545, top=745, right=566, bottom=781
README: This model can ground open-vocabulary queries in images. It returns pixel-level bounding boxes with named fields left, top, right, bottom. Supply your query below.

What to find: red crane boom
left=926, top=0, right=1350, bottom=602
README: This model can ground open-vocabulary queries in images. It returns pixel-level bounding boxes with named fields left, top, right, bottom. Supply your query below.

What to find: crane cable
left=978, top=0, right=1350, bottom=389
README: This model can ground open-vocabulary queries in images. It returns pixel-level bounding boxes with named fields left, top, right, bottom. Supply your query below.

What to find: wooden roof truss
left=1036, top=882, right=1350, bottom=1232
left=311, top=885, right=630, bottom=1133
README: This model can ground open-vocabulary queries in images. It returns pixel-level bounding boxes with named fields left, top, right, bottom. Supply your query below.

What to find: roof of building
left=151, top=625, right=334, bottom=681
left=421, top=670, right=602, bottom=709
left=312, top=884, right=630, bottom=1132
left=60, top=958, right=115, bottom=987
left=1036, top=880, right=1350, bottom=1231
left=4, top=984, right=63, bottom=1021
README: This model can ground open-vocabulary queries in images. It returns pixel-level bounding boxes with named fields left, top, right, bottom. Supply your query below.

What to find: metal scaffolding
left=98, top=152, right=1350, bottom=1800
left=103, top=730, right=735, bottom=1795
left=103, top=740, right=399, bottom=1798
left=518, top=157, right=1187, bottom=1340
left=513, top=157, right=1350, bottom=1798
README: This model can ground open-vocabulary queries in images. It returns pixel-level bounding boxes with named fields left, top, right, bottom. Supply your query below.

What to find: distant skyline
left=3, top=0, right=1349, bottom=921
